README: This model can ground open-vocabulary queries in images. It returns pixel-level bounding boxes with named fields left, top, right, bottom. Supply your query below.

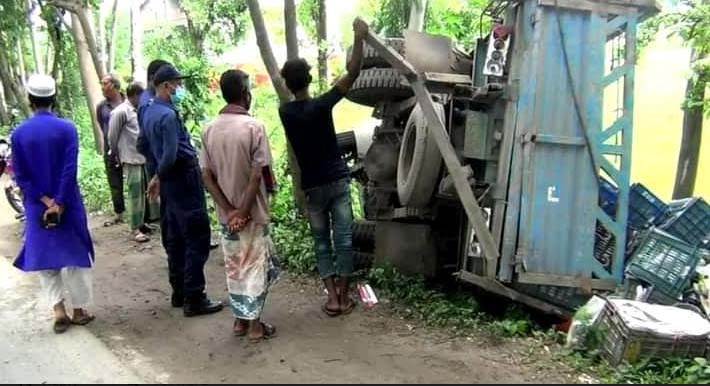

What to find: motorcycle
left=0, top=138, right=24, bottom=217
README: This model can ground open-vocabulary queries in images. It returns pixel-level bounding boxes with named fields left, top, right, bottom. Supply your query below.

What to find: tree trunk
left=672, top=49, right=709, bottom=199
left=316, top=0, right=327, bottom=92
left=107, top=0, right=118, bottom=72
left=47, top=12, right=64, bottom=115
left=75, top=6, right=105, bottom=80
left=246, top=0, right=307, bottom=213
left=70, top=13, right=104, bottom=154
left=16, top=41, right=27, bottom=82
left=284, top=0, right=299, bottom=60
left=245, top=0, right=291, bottom=103
left=98, top=0, right=107, bottom=75
left=0, top=67, right=17, bottom=108
left=0, top=84, right=10, bottom=126
left=408, top=0, right=427, bottom=31
left=44, top=40, right=52, bottom=74
left=27, top=0, right=44, bottom=74
left=0, top=49, right=31, bottom=117
left=130, top=0, right=144, bottom=82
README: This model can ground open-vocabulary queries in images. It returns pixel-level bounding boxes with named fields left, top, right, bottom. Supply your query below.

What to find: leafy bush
left=270, top=159, right=315, bottom=274
left=368, top=264, right=481, bottom=329
left=78, top=150, right=111, bottom=213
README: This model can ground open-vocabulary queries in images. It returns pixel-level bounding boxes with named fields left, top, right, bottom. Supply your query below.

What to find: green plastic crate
left=660, top=197, right=710, bottom=247
left=625, top=228, right=702, bottom=305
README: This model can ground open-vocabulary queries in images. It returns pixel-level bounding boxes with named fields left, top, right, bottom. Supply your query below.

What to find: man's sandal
left=322, top=303, right=341, bottom=317
left=71, top=314, right=95, bottom=326
left=341, top=300, right=356, bottom=315
left=133, top=231, right=150, bottom=243
left=53, top=317, right=71, bottom=334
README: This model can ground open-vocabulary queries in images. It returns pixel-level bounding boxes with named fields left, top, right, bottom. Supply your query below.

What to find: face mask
left=170, top=86, right=187, bottom=104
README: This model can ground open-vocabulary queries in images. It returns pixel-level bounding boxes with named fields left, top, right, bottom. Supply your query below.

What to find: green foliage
left=640, top=0, right=710, bottom=112
left=297, top=0, right=318, bottom=40
left=365, top=0, right=489, bottom=49
left=638, top=357, right=710, bottom=383
left=143, top=28, right=219, bottom=135
left=425, top=0, right=490, bottom=50
left=270, top=159, right=316, bottom=274
left=369, top=0, right=411, bottom=37
left=176, top=0, right=249, bottom=55
left=367, top=264, right=482, bottom=329
left=488, top=307, right=534, bottom=337
left=566, top=354, right=710, bottom=384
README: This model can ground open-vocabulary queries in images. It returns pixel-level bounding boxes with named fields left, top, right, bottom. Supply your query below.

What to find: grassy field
left=633, top=38, right=709, bottom=201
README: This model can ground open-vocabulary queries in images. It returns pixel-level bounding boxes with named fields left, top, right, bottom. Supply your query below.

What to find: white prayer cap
left=26, top=74, right=56, bottom=97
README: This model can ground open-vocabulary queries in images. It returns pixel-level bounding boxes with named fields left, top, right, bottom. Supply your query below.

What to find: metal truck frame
left=346, top=0, right=660, bottom=316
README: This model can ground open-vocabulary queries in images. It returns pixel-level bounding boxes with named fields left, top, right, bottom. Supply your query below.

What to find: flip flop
left=53, top=317, right=71, bottom=334
left=248, top=322, right=276, bottom=343
left=133, top=232, right=150, bottom=243
left=71, top=314, right=95, bottom=326
left=322, top=303, right=341, bottom=317
left=340, top=299, right=356, bottom=315
left=103, top=218, right=123, bottom=227
left=138, top=225, right=154, bottom=235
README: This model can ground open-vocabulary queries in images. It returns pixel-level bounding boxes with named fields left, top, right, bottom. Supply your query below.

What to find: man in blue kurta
left=11, top=74, right=95, bottom=334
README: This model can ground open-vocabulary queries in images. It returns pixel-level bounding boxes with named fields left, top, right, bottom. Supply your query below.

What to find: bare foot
left=233, top=319, right=249, bottom=336
left=248, top=321, right=276, bottom=343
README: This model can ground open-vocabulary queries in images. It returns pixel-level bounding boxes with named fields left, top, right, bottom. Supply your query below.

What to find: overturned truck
left=339, top=0, right=661, bottom=316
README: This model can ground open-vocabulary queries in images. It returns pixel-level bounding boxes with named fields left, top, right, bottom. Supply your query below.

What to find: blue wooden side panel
left=515, top=6, right=599, bottom=277
left=507, top=3, right=636, bottom=284
left=499, top=0, right=542, bottom=281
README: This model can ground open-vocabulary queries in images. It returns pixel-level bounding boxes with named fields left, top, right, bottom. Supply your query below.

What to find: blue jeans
left=305, top=178, right=354, bottom=278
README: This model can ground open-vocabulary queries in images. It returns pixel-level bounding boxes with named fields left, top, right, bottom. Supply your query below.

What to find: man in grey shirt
left=108, top=82, right=157, bottom=242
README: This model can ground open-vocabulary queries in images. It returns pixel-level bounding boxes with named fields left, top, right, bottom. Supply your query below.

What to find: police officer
left=139, top=64, right=223, bottom=317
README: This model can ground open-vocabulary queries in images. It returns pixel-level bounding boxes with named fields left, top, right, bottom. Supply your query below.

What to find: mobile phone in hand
left=41, top=212, right=60, bottom=229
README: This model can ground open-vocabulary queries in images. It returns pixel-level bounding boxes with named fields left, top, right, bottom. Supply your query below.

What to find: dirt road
left=0, top=196, right=577, bottom=383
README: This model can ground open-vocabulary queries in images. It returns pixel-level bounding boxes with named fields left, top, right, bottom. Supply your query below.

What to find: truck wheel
left=347, top=38, right=405, bottom=69
left=346, top=68, right=413, bottom=107
left=352, top=220, right=376, bottom=252
left=397, top=103, right=445, bottom=207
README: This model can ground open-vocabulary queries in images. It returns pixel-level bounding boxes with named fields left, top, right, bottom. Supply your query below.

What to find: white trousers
left=38, top=268, right=93, bottom=309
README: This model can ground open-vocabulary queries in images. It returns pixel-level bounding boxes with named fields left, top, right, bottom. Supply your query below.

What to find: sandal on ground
left=71, top=314, right=95, bottom=326
left=322, top=303, right=341, bottom=317
left=139, top=224, right=158, bottom=234
left=248, top=322, right=276, bottom=343
left=103, top=217, right=123, bottom=227
left=133, top=231, right=150, bottom=243
left=233, top=319, right=248, bottom=337
left=53, top=317, right=71, bottom=334
left=340, top=299, right=356, bottom=315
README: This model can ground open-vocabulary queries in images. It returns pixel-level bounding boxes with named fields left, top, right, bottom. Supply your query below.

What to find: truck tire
left=336, top=130, right=357, bottom=156
left=353, top=251, right=375, bottom=271
left=346, top=68, right=413, bottom=107
left=397, top=103, right=445, bottom=207
left=352, top=220, right=376, bottom=252
left=347, top=38, right=405, bottom=69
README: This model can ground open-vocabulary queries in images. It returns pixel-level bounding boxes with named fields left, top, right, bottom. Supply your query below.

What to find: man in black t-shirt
left=279, top=18, right=368, bottom=317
